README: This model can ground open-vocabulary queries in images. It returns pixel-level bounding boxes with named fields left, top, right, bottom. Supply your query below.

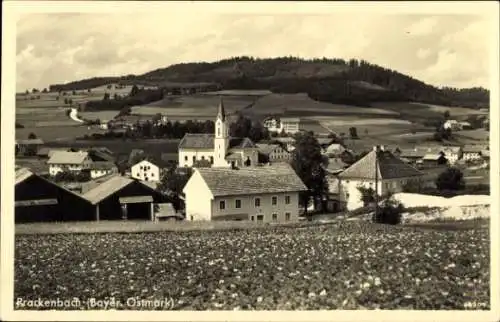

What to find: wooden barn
left=15, top=168, right=92, bottom=223
left=81, top=175, right=169, bottom=221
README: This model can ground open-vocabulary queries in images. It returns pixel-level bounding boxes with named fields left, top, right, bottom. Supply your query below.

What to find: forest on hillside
left=49, top=56, right=489, bottom=109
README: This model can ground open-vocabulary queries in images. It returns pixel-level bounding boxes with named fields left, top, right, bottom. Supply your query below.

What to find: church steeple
left=217, top=96, right=226, bottom=122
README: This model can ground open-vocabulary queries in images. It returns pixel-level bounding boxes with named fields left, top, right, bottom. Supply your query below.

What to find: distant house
left=481, top=149, right=490, bottom=161
left=15, top=168, right=92, bottom=223
left=16, top=138, right=44, bottom=156
left=256, top=143, right=291, bottom=163
left=397, top=148, right=426, bottom=164
left=420, top=153, right=448, bottom=168
left=338, top=146, right=424, bottom=211
left=154, top=203, right=183, bottom=221
left=131, top=160, right=160, bottom=182
left=89, top=161, right=117, bottom=179
left=462, top=145, right=485, bottom=162
left=182, top=164, right=307, bottom=222
left=443, top=119, right=460, bottom=131
left=263, top=116, right=301, bottom=135
left=325, top=143, right=348, bottom=157
left=47, top=151, right=93, bottom=176
left=440, top=146, right=462, bottom=164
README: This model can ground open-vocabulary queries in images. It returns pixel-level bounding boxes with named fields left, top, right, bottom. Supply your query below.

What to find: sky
left=16, top=12, right=493, bottom=92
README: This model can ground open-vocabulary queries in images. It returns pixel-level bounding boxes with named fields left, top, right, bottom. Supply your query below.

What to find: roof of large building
left=47, top=151, right=89, bottom=165
left=256, top=143, right=283, bottom=155
left=194, top=163, right=307, bottom=197
left=82, top=175, right=134, bottom=204
left=338, top=148, right=423, bottom=180
left=178, top=133, right=256, bottom=150
left=15, top=167, right=35, bottom=185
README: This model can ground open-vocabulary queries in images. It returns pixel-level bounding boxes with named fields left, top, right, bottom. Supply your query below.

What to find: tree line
left=84, top=85, right=164, bottom=113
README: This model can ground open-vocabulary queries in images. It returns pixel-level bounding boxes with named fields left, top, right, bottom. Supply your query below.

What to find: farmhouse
left=183, top=164, right=307, bottom=222
left=396, top=148, right=426, bottom=164
left=338, top=146, right=424, bottom=211
left=16, top=138, right=44, bottom=156
left=440, top=146, right=462, bottom=164
left=131, top=160, right=160, bottom=182
left=178, top=99, right=258, bottom=168
left=15, top=168, right=92, bottom=223
left=262, top=116, right=301, bottom=135
left=89, top=161, right=117, bottom=179
left=47, top=151, right=93, bottom=176
left=81, top=175, right=169, bottom=221
left=462, top=145, right=485, bottom=162
left=420, top=153, right=448, bottom=168
left=256, top=143, right=291, bottom=163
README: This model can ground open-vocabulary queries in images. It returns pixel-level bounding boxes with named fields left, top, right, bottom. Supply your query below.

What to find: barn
left=81, top=175, right=169, bottom=221
left=15, top=168, right=92, bottom=223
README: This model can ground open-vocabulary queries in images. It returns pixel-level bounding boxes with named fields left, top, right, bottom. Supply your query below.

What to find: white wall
left=178, top=149, right=214, bottom=167
left=183, top=171, right=213, bottom=221
left=211, top=192, right=300, bottom=223
left=131, top=160, right=160, bottom=182
left=463, top=152, right=482, bottom=161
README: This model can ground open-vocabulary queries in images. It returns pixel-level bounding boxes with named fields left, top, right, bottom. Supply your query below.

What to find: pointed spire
left=217, top=96, right=226, bottom=121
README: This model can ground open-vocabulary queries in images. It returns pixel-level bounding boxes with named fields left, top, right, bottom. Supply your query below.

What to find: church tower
left=213, top=97, right=230, bottom=167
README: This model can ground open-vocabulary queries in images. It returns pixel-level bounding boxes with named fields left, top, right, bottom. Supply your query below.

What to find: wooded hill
left=49, top=56, right=489, bottom=109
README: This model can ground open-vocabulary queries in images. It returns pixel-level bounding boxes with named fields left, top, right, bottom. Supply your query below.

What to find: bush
left=358, top=186, right=376, bottom=207
left=372, top=195, right=404, bottom=225
left=436, top=167, right=465, bottom=191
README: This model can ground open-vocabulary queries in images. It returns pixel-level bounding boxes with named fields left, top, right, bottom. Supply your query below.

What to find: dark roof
left=339, top=148, right=423, bottom=180
left=193, top=163, right=307, bottom=197
left=178, top=134, right=256, bottom=150
left=217, top=97, right=226, bottom=121
left=161, top=153, right=178, bottom=162
left=90, top=161, right=117, bottom=170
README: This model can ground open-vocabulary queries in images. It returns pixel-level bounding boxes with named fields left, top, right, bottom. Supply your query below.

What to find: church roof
left=217, top=97, right=226, bottom=121
left=178, top=134, right=256, bottom=150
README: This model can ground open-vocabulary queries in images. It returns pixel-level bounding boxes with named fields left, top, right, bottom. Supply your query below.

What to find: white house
left=263, top=116, right=300, bottom=134
left=337, top=146, right=425, bottom=211
left=47, top=151, right=93, bottom=176
left=131, top=160, right=160, bottom=182
left=183, top=164, right=307, bottom=222
left=178, top=98, right=259, bottom=168
left=89, top=161, right=117, bottom=179
left=274, top=137, right=296, bottom=152
left=440, top=146, right=462, bottom=164
left=256, top=143, right=291, bottom=162
left=462, top=145, right=485, bottom=162
left=443, top=119, right=460, bottom=130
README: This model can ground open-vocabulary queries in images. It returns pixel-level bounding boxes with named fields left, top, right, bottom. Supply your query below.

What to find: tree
left=436, top=167, right=465, bottom=191
left=72, top=90, right=77, bottom=95
left=103, top=93, right=111, bottom=101
left=42, top=88, right=48, bottom=93
left=349, top=127, right=359, bottom=139
left=358, top=186, right=376, bottom=207
left=130, top=84, right=140, bottom=97
left=157, top=166, right=193, bottom=211
left=372, top=193, right=404, bottom=225
left=444, top=110, right=450, bottom=119
left=290, top=131, right=329, bottom=217
left=28, top=132, right=37, bottom=139
left=32, top=88, right=39, bottom=93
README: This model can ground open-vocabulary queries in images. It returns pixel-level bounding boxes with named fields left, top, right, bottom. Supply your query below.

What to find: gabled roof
left=274, top=137, right=296, bottom=144
left=47, top=151, right=89, bottom=165
left=339, top=149, right=423, bottom=180
left=16, top=138, right=44, bottom=145
left=90, top=161, right=116, bottom=170
left=178, top=134, right=256, bottom=150
left=422, top=154, right=443, bottom=161
left=325, top=143, right=346, bottom=154
left=463, top=145, right=485, bottom=153
left=441, top=146, right=462, bottom=154
left=15, top=167, right=35, bottom=185
left=256, top=143, right=282, bottom=155
left=193, top=163, right=307, bottom=197
left=82, top=175, right=134, bottom=204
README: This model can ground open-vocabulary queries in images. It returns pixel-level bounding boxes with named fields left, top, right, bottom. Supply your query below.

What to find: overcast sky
left=16, top=12, right=492, bottom=92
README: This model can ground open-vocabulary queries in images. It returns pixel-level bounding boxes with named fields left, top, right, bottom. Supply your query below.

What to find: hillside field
left=15, top=221, right=489, bottom=310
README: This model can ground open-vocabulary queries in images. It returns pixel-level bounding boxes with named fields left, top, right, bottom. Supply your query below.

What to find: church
left=178, top=98, right=259, bottom=168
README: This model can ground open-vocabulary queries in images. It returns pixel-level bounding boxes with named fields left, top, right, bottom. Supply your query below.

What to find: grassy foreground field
left=15, top=221, right=489, bottom=310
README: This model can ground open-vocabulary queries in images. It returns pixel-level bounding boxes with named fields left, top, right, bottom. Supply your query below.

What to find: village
left=15, top=97, right=490, bottom=225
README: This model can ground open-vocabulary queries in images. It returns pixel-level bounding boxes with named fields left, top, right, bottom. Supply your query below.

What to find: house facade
left=90, top=161, right=117, bottom=179
left=256, top=143, right=291, bottom=163
left=183, top=164, right=307, bottom=222
left=131, top=160, right=160, bottom=182
left=441, top=146, right=462, bottom=164
left=462, top=145, right=485, bottom=162
left=47, top=151, right=93, bottom=176
left=263, top=117, right=300, bottom=134
left=338, top=146, right=425, bottom=211
left=178, top=99, right=258, bottom=168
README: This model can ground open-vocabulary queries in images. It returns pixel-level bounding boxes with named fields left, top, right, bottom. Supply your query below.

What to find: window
left=272, top=196, right=277, bottom=205
left=202, top=156, right=205, bottom=160
left=235, top=199, right=241, bottom=209
left=219, top=200, right=225, bottom=210
left=251, top=216, right=254, bottom=221
left=257, top=215, right=264, bottom=221
left=285, top=196, right=290, bottom=204
left=190, top=216, right=193, bottom=221
left=140, top=166, right=143, bottom=170
left=184, top=156, right=188, bottom=161
left=192, top=156, right=196, bottom=163
left=255, top=198, right=261, bottom=207
left=285, top=213, right=291, bottom=221
left=151, top=173, right=154, bottom=177
left=272, top=213, right=278, bottom=221
left=210, top=156, right=214, bottom=164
